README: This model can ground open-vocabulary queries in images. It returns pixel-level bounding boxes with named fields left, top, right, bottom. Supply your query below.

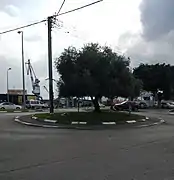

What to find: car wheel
left=16, top=107, right=20, bottom=110
left=0, top=107, right=5, bottom=110
left=139, top=103, right=146, bottom=109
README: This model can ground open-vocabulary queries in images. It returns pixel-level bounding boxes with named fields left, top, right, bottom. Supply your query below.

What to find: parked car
left=111, top=101, right=139, bottom=111
left=99, top=103, right=105, bottom=108
left=0, top=102, right=22, bottom=110
left=26, top=100, right=48, bottom=109
left=137, top=102, right=148, bottom=109
left=161, top=101, right=174, bottom=109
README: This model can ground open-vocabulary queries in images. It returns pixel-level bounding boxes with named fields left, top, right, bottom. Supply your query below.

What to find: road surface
left=0, top=110, right=174, bottom=179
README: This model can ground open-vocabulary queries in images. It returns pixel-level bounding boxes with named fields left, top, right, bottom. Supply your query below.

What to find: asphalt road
left=0, top=110, right=174, bottom=179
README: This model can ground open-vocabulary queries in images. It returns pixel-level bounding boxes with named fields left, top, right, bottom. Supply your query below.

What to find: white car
left=0, top=102, right=22, bottom=110
left=26, top=100, right=48, bottom=109
left=161, top=101, right=174, bottom=109
left=99, top=103, right=105, bottom=108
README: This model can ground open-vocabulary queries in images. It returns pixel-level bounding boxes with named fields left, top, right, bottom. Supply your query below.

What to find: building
left=0, top=89, right=36, bottom=105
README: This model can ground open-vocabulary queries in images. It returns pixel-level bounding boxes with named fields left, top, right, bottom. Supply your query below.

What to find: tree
left=55, top=43, right=141, bottom=112
left=133, top=63, right=173, bottom=100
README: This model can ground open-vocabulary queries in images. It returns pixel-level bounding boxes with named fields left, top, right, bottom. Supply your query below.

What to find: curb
left=0, top=109, right=46, bottom=113
left=14, top=116, right=165, bottom=130
left=136, top=118, right=165, bottom=128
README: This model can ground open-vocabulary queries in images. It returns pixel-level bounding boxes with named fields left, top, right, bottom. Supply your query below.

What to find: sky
left=0, top=0, right=173, bottom=99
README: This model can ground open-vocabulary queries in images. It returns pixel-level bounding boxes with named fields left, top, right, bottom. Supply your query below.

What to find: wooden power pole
left=47, top=16, right=54, bottom=114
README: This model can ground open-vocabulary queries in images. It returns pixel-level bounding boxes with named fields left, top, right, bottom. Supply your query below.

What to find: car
left=138, top=102, right=148, bottom=109
left=0, top=102, right=22, bottom=110
left=99, top=103, right=105, bottom=108
left=26, top=100, right=49, bottom=109
left=111, top=101, right=139, bottom=111
left=161, top=101, right=174, bottom=109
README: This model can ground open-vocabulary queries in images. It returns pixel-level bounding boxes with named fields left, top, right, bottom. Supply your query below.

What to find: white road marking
left=44, top=119, right=57, bottom=123
left=103, top=122, right=116, bottom=125
left=127, top=120, right=136, bottom=124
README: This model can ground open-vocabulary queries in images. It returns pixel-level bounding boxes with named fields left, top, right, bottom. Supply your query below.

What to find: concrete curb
left=14, top=116, right=165, bottom=130
left=136, top=118, right=165, bottom=128
left=0, top=109, right=46, bottom=113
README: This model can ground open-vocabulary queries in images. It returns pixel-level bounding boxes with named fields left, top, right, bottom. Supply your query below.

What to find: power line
left=0, top=0, right=103, bottom=35
left=57, top=0, right=66, bottom=15
left=0, top=19, right=46, bottom=35
left=55, top=0, right=103, bottom=17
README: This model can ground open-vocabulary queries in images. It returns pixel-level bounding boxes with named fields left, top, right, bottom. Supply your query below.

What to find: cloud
left=140, top=0, right=174, bottom=41
left=3, top=5, right=20, bottom=17
left=118, top=30, right=174, bottom=67
left=0, top=0, right=143, bottom=99
left=115, top=0, right=174, bottom=68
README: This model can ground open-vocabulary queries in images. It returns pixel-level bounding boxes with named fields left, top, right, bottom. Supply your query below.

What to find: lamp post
left=18, top=31, right=26, bottom=109
left=7, top=68, right=11, bottom=102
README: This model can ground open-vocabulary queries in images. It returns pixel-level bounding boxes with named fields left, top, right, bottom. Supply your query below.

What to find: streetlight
left=7, top=68, right=11, bottom=102
left=18, top=31, right=26, bottom=109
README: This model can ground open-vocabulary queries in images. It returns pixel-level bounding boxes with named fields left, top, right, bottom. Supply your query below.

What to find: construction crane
left=25, top=59, right=43, bottom=100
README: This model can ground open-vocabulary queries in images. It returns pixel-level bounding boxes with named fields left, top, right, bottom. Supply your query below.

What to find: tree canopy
left=133, top=63, right=174, bottom=100
left=55, top=43, right=141, bottom=111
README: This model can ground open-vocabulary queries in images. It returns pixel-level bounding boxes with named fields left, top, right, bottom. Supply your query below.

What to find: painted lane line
left=32, top=116, right=38, bottom=120
left=103, top=122, right=116, bottom=125
left=127, top=120, right=136, bottom=124
left=79, top=122, right=87, bottom=125
left=72, top=122, right=79, bottom=124
left=44, top=119, right=57, bottom=123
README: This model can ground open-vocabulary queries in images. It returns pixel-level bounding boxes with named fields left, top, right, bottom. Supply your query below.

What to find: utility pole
left=18, top=31, right=26, bottom=109
left=48, top=16, right=54, bottom=114
left=7, top=68, right=11, bottom=102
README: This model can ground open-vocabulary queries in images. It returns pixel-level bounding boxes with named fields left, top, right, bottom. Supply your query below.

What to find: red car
left=111, top=101, right=139, bottom=111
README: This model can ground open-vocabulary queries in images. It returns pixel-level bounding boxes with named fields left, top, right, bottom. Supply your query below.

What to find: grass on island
left=35, top=111, right=145, bottom=125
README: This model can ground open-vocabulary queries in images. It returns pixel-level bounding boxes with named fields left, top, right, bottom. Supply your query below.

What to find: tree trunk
left=91, top=96, right=100, bottom=112
left=77, top=97, right=80, bottom=113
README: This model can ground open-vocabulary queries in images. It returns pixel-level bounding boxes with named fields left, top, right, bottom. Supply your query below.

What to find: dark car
left=111, top=101, right=139, bottom=111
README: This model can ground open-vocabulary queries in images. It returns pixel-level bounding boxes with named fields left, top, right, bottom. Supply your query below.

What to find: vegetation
left=134, top=63, right=174, bottom=100
left=55, top=43, right=142, bottom=112
left=35, top=112, right=145, bottom=125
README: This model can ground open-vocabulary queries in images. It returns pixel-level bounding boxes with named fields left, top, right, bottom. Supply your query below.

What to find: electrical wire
left=0, top=19, right=46, bottom=35
left=57, top=0, right=66, bottom=15
left=0, top=0, right=103, bottom=35
left=55, top=0, right=103, bottom=17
